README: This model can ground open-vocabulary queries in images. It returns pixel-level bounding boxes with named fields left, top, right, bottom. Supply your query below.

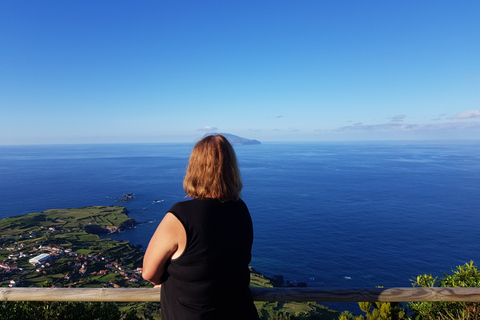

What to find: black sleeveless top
left=160, top=198, right=259, bottom=320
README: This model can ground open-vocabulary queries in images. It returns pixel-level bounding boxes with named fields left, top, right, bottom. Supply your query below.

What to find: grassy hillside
left=0, top=206, right=134, bottom=238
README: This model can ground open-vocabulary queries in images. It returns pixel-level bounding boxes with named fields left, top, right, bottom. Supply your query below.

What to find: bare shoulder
left=161, top=212, right=186, bottom=259
left=146, top=212, right=184, bottom=249
left=160, top=212, right=183, bottom=231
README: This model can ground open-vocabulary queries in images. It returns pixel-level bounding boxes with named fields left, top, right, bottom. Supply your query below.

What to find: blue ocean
left=2, top=141, right=480, bottom=310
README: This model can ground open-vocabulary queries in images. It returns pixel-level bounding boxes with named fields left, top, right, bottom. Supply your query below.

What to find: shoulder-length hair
left=183, top=134, right=242, bottom=201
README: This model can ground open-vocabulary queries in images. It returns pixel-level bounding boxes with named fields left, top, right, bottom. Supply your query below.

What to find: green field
left=0, top=206, right=133, bottom=238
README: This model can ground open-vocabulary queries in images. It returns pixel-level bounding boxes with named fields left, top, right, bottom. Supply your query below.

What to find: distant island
left=204, top=133, right=261, bottom=145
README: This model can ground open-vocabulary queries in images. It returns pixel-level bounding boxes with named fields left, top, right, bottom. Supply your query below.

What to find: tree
left=357, top=300, right=406, bottom=320
left=0, top=301, right=141, bottom=320
left=408, top=261, right=480, bottom=320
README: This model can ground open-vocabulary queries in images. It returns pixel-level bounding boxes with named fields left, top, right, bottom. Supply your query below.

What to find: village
left=0, top=229, right=146, bottom=289
left=0, top=206, right=147, bottom=288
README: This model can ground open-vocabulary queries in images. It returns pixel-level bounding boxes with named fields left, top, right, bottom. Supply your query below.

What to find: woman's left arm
left=142, top=212, right=185, bottom=286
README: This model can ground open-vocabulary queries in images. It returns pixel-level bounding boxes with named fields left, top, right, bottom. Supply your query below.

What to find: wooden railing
left=2, top=287, right=480, bottom=303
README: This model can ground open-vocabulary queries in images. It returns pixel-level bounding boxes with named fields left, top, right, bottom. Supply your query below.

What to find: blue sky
left=1, top=1, right=479, bottom=144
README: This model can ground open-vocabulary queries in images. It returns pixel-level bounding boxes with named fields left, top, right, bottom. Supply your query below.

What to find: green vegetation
left=0, top=206, right=134, bottom=239
left=250, top=267, right=344, bottom=319
left=336, top=301, right=407, bottom=320
left=0, top=301, right=123, bottom=320
left=0, top=206, right=143, bottom=288
left=256, top=301, right=342, bottom=320
left=408, top=261, right=480, bottom=320
left=250, top=267, right=274, bottom=287
left=335, top=261, right=480, bottom=320
left=0, top=207, right=159, bottom=319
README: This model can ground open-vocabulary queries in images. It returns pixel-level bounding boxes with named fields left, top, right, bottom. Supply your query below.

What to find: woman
left=142, top=134, right=259, bottom=320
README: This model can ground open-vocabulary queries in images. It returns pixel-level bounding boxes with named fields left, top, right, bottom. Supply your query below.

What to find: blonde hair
left=183, top=134, right=242, bottom=201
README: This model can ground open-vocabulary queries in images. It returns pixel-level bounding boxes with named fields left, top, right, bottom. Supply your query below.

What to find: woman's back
left=160, top=198, right=259, bottom=320
left=142, top=135, right=259, bottom=320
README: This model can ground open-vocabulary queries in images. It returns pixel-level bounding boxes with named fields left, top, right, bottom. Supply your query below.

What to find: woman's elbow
left=141, top=267, right=159, bottom=284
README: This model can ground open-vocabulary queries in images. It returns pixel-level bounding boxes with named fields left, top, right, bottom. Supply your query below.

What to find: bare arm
left=142, top=212, right=186, bottom=286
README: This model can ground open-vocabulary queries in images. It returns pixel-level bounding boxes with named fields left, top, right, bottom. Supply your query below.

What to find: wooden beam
left=0, top=288, right=161, bottom=302
left=250, top=287, right=480, bottom=302
left=2, top=287, right=480, bottom=303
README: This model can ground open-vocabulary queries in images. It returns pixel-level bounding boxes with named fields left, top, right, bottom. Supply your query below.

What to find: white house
left=29, top=253, right=51, bottom=265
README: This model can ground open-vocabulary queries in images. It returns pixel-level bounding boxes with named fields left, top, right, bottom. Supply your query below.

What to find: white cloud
left=390, top=114, right=406, bottom=122
left=197, top=126, right=218, bottom=131
left=333, top=111, right=480, bottom=138
left=336, top=121, right=480, bottom=132
left=448, top=110, right=480, bottom=120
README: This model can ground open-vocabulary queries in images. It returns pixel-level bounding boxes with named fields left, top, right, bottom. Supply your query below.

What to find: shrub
left=408, top=261, right=480, bottom=320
